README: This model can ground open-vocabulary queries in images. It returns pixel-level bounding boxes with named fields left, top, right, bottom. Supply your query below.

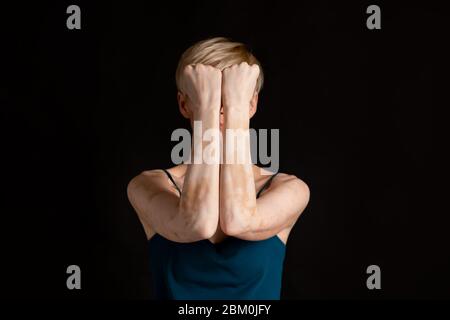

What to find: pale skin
left=127, top=62, right=310, bottom=245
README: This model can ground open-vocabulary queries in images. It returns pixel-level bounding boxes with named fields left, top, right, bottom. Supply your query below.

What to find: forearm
left=220, top=107, right=257, bottom=235
left=179, top=109, right=221, bottom=237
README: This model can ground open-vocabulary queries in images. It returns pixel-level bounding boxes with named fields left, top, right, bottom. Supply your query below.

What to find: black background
left=1, top=1, right=447, bottom=299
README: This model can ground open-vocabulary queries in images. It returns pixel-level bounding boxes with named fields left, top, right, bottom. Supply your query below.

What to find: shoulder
left=127, top=170, right=165, bottom=239
left=269, top=172, right=310, bottom=209
left=256, top=168, right=310, bottom=205
left=127, top=169, right=166, bottom=197
left=270, top=172, right=309, bottom=194
left=128, top=169, right=161, bottom=186
left=128, top=165, right=185, bottom=200
left=266, top=172, right=310, bottom=242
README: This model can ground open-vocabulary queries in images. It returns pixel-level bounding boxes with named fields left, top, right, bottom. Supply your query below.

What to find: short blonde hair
left=176, top=37, right=264, bottom=94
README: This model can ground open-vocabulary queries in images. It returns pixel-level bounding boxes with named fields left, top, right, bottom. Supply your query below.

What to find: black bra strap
left=162, top=169, right=182, bottom=196
left=256, top=172, right=279, bottom=198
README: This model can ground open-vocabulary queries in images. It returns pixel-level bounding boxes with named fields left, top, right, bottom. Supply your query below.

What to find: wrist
left=193, top=108, right=220, bottom=122
left=224, top=111, right=249, bottom=129
left=222, top=100, right=248, bottom=111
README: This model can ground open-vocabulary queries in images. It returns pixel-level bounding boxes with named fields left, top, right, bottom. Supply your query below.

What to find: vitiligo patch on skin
left=223, top=129, right=252, bottom=165
left=220, top=163, right=258, bottom=231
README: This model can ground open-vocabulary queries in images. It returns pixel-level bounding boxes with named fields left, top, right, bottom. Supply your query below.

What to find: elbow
left=169, top=215, right=217, bottom=242
left=220, top=223, right=242, bottom=237
left=220, top=208, right=254, bottom=237
left=187, top=219, right=217, bottom=241
left=221, top=222, right=247, bottom=237
left=194, top=224, right=216, bottom=240
left=179, top=206, right=218, bottom=241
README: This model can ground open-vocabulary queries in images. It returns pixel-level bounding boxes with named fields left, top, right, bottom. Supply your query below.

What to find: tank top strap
left=162, top=169, right=278, bottom=198
left=161, top=169, right=182, bottom=196
left=256, top=172, right=279, bottom=198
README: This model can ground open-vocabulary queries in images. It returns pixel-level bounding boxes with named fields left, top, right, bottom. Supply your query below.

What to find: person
left=127, top=37, right=310, bottom=299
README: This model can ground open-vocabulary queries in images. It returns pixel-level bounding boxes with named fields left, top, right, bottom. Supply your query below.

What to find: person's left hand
left=221, top=62, right=260, bottom=111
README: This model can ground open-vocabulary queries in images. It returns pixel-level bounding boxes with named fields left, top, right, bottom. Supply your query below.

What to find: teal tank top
left=148, top=169, right=286, bottom=300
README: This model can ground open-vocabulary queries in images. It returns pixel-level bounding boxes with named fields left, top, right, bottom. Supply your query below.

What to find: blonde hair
left=175, top=37, right=264, bottom=94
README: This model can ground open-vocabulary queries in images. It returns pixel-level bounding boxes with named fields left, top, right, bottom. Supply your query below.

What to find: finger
left=251, top=64, right=260, bottom=77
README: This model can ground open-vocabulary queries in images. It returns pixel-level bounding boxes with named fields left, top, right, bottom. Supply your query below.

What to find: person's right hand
left=180, top=64, right=222, bottom=113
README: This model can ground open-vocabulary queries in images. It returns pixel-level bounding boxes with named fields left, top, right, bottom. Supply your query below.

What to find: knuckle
left=206, top=65, right=216, bottom=73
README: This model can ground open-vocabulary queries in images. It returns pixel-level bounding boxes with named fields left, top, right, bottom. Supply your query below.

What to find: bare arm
left=220, top=62, right=310, bottom=240
left=225, top=172, right=310, bottom=241
left=219, top=105, right=258, bottom=236
left=127, top=65, right=221, bottom=242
